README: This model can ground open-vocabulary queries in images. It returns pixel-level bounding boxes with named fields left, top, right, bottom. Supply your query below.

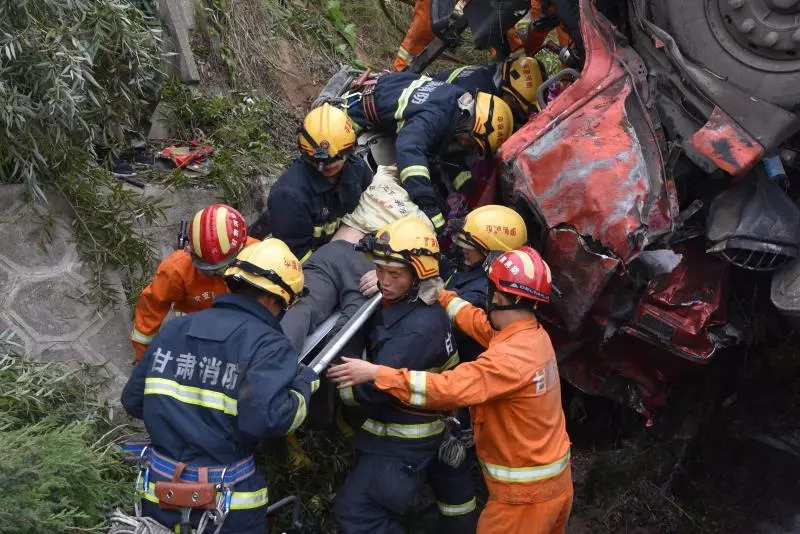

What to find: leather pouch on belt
left=154, top=463, right=217, bottom=510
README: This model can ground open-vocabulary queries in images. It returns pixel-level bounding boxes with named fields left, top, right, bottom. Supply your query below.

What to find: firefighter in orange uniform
left=130, top=204, right=258, bottom=363
left=328, top=246, right=572, bottom=534
left=392, top=0, right=570, bottom=72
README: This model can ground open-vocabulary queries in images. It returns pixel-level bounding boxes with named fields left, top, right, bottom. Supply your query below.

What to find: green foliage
left=0, top=0, right=162, bottom=199
left=159, top=79, right=290, bottom=210
left=57, top=168, right=165, bottom=309
left=0, top=352, right=134, bottom=533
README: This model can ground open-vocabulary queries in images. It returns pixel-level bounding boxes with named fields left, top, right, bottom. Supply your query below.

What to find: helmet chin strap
left=486, top=284, right=533, bottom=329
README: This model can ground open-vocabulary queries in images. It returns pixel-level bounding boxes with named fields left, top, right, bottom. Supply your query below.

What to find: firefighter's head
left=485, top=246, right=552, bottom=329
left=223, top=239, right=307, bottom=318
left=356, top=216, right=440, bottom=301
left=452, top=92, right=514, bottom=159
left=297, top=103, right=356, bottom=179
left=189, top=204, right=249, bottom=276
left=454, top=205, right=528, bottom=269
left=499, top=56, right=546, bottom=122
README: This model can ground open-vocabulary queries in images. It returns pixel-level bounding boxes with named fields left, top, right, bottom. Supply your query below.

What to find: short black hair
left=225, top=277, right=281, bottom=305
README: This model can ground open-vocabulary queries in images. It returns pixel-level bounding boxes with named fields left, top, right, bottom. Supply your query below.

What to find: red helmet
left=487, top=246, right=552, bottom=304
left=189, top=204, right=248, bottom=270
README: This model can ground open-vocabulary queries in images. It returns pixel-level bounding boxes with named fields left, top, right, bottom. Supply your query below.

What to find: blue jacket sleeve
left=236, top=339, right=318, bottom=440
left=395, top=114, right=447, bottom=230
left=121, top=351, right=150, bottom=420
left=267, top=186, right=314, bottom=263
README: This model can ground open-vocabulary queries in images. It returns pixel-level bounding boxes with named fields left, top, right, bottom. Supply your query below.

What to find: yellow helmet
left=297, top=103, right=356, bottom=162
left=472, top=92, right=513, bottom=156
left=357, top=216, right=441, bottom=280
left=455, top=205, right=528, bottom=254
left=501, top=56, right=545, bottom=114
left=223, top=239, right=306, bottom=307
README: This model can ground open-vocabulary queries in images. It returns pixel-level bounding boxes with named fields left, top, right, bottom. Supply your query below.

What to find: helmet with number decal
left=455, top=205, right=527, bottom=254
left=189, top=204, right=249, bottom=270
left=223, top=239, right=306, bottom=307
left=356, top=216, right=441, bottom=280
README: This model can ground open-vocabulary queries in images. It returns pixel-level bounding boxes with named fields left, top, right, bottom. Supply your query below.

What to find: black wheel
left=650, top=0, right=800, bottom=109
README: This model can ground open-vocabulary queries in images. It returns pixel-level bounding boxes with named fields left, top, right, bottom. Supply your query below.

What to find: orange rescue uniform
left=393, top=0, right=569, bottom=71
left=130, top=237, right=260, bottom=362
left=373, top=290, right=573, bottom=533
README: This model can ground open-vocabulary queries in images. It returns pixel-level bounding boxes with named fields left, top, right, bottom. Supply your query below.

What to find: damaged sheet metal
left=621, top=241, right=732, bottom=363
left=546, top=227, right=620, bottom=332
left=689, top=106, right=765, bottom=177
left=497, top=0, right=675, bottom=330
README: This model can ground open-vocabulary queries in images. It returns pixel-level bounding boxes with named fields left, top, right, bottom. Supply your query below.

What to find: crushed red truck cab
left=491, top=0, right=800, bottom=419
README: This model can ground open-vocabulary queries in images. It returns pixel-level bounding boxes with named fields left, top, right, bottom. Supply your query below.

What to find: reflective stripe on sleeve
left=437, top=497, right=477, bottom=516
left=399, top=165, right=430, bottom=182
left=453, top=171, right=472, bottom=191
left=445, top=66, right=469, bottom=84
left=397, top=47, right=414, bottom=62
left=430, top=213, right=445, bottom=229
left=338, top=385, right=359, bottom=406
left=287, top=389, right=308, bottom=434
left=408, top=370, right=427, bottom=406
left=131, top=327, right=154, bottom=345
left=445, top=297, right=470, bottom=322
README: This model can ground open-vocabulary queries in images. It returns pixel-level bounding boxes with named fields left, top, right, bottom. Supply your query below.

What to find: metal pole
left=309, top=293, right=382, bottom=375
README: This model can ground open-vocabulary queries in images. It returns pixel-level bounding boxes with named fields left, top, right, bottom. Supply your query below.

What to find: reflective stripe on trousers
left=140, top=482, right=268, bottom=510
left=481, top=450, right=571, bottom=483
left=437, top=496, right=477, bottom=516
left=361, top=417, right=445, bottom=439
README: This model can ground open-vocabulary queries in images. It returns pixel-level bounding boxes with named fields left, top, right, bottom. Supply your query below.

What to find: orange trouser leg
left=477, top=490, right=573, bottom=534
left=394, top=0, right=435, bottom=71
left=476, top=467, right=574, bottom=534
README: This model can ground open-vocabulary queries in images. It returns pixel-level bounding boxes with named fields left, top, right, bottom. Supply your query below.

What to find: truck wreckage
left=309, top=0, right=800, bottom=425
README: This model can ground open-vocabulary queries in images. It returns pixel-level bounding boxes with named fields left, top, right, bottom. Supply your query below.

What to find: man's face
left=460, top=245, right=486, bottom=269
left=376, top=263, right=415, bottom=300
left=320, top=159, right=346, bottom=178
left=445, top=133, right=481, bottom=158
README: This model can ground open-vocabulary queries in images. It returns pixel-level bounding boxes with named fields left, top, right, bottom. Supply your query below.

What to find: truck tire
left=650, top=0, right=800, bottom=109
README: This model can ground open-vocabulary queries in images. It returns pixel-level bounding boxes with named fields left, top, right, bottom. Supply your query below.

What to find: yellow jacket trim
left=144, top=378, right=238, bottom=416
left=141, top=483, right=268, bottom=510
left=311, top=378, right=320, bottom=394
left=395, top=76, right=431, bottom=133
left=437, top=497, right=477, bottom=516
left=299, top=249, right=313, bottom=264
left=445, top=66, right=470, bottom=84
left=131, top=327, right=154, bottom=345
left=399, top=165, right=430, bottom=183
left=312, top=218, right=342, bottom=239
left=361, top=417, right=444, bottom=439
left=481, top=450, right=571, bottom=483
left=426, top=351, right=460, bottom=373
left=430, top=213, right=445, bottom=229
left=287, top=389, right=308, bottom=434
left=453, top=171, right=472, bottom=191
left=338, top=385, right=359, bottom=406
